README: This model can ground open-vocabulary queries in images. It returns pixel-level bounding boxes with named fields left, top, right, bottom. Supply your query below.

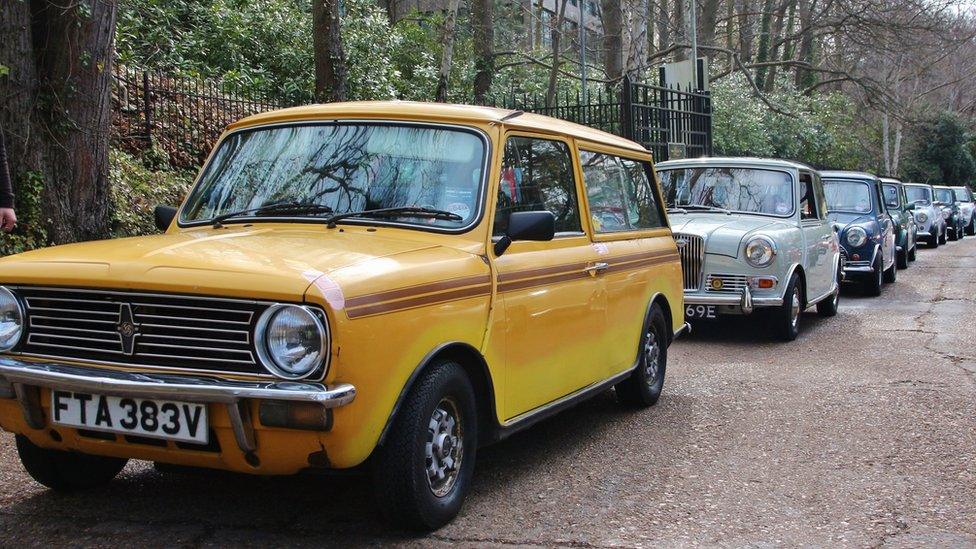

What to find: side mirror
left=906, top=203, right=916, bottom=211
left=494, top=211, right=556, bottom=256
left=154, top=205, right=178, bottom=231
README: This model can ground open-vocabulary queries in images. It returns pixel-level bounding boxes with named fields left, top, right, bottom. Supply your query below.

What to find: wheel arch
left=376, top=342, right=498, bottom=449
left=648, top=292, right=675, bottom=344
left=785, top=262, right=807, bottom=305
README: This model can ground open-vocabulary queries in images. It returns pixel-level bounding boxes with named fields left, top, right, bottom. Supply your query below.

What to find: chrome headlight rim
left=845, top=226, right=868, bottom=248
left=744, top=235, right=777, bottom=268
left=254, top=303, right=329, bottom=381
left=915, top=211, right=928, bottom=223
left=0, top=286, right=25, bottom=352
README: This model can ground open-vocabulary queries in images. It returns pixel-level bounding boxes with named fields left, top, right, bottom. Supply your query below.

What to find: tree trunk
left=546, top=0, right=570, bottom=106
left=435, top=0, right=462, bottom=103
left=754, top=0, right=774, bottom=90
left=472, top=0, right=494, bottom=103
left=601, top=0, right=624, bottom=81
left=673, top=0, right=687, bottom=61
left=1, top=0, right=117, bottom=245
left=657, top=0, right=671, bottom=54
left=763, top=0, right=789, bottom=92
left=737, top=0, right=755, bottom=62
left=623, top=0, right=648, bottom=76
left=312, top=0, right=348, bottom=102
left=794, top=0, right=815, bottom=89
left=699, top=0, right=722, bottom=59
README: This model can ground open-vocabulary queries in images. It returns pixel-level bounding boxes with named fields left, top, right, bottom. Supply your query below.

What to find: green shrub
left=110, top=150, right=195, bottom=238
left=0, top=171, right=49, bottom=257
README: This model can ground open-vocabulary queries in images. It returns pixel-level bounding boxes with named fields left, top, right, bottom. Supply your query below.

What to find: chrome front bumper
left=684, top=286, right=783, bottom=314
left=0, top=357, right=355, bottom=454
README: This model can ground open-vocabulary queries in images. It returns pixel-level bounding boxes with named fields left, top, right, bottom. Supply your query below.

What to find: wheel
left=930, top=233, right=939, bottom=248
left=896, top=246, right=908, bottom=269
left=371, top=360, right=477, bottom=531
left=940, top=227, right=947, bottom=244
left=967, top=219, right=975, bottom=236
left=949, top=226, right=958, bottom=241
left=772, top=273, right=803, bottom=341
left=817, top=265, right=841, bottom=317
left=863, top=255, right=883, bottom=296
left=15, top=435, right=127, bottom=491
left=908, top=242, right=917, bottom=261
left=883, top=256, right=897, bottom=283
left=616, top=304, right=668, bottom=407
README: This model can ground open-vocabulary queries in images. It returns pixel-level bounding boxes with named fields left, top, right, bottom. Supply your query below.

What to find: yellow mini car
left=0, top=102, right=684, bottom=530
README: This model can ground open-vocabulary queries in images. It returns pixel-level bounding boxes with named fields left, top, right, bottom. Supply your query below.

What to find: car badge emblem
left=116, top=303, right=139, bottom=355
left=711, top=278, right=724, bottom=290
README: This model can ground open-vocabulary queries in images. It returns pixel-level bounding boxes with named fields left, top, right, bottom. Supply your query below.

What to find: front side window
left=181, top=123, right=486, bottom=230
left=905, top=185, right=932, bottom=205
left=494, top=136, right=581, bottom=237
left=658, top=167, right=795, bottom=217
left=580, top=151, right=664, bottom=233
left=824, top=180, right=874, bottom=213
left=882, top=184, right=901, bottom=208
left=953, top=187, right=973, bottom=201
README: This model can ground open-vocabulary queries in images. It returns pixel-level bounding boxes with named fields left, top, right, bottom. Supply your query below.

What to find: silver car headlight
left=846, top=227, right=868, bottom=247
left=744, top=236, right=777, bottom=268
left=0, top=287, right=24, bottom=351
left=942, top=209, right=951, bottom=219
left=255, top=304, right=328, bottom=379
left=915, top=211, right=928, bottom=224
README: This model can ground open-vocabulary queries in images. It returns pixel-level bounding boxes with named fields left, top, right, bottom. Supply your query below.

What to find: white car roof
left=655, top=156, right=814, bottom=172
left=821, top=170, right=878, bottom=181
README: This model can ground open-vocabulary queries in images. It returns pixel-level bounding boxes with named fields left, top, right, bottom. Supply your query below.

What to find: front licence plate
left=51, top=391, right=209, bottom=444
left=685, top=304, right=717, bottom=320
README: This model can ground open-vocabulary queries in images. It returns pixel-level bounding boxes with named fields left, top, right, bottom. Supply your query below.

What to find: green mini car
left=880, top=178, right=918, bottom=268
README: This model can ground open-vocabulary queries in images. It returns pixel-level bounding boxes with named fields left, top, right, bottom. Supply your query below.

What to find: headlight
left=942, top=209, right=951, bottom=219
left=0, top=287, right=24, bottom=351
left=744, top=236, right=776, bottom=268
left=255, top=304, right=328, bottom=379
left=846, top=227, right=868, bottom=247
left=915, top=211, right=928, bottom=223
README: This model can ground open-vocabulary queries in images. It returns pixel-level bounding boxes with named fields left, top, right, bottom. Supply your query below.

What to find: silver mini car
left=657, top=158, right=842, bottom=341
left=952, top=186, right=975, bottom=236
left=904, top=183, right=946, bottom=247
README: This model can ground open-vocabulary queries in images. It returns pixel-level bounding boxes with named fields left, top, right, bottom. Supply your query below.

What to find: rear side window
left=580, top=151, right=664, bottom=233
left=495, top=137, right=581, bottom=236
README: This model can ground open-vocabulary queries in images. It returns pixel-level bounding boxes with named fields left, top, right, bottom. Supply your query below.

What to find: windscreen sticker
left=303, top=269, right=345, bottom=311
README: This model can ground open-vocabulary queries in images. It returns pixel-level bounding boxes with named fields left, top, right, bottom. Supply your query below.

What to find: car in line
left=657, top=157, right=841, bottom=342
left=0, top=102, right=687, bottom=531
left=952, top=185, right=975, bottom=236
left=822, top=171, right=897, bottom=296
left=904, top=183, right=946, bottom=247
left=935, top=185, right=966, bottom=242
left=880, top=177, right=918, bottom=268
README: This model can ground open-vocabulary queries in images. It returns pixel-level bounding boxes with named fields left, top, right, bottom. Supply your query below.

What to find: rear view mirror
left=494, top=211, right=556, bottom=256
left=154, top=205, right=178, bottom=231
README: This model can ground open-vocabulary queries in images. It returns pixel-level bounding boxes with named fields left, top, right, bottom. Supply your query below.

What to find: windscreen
left=824, top=180, right=873, bottom=213
left=657, top=167, right=795, bottom=216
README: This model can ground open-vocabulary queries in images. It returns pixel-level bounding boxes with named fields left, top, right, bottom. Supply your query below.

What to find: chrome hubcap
left=426, top=398, right=463, bottom=497
left=790, top=288, right=801, bottom=330
left=643, top=328, right=660, bottom=386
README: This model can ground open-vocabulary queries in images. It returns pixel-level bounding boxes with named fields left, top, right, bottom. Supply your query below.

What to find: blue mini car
left=822, top=171, right=897, bottom=296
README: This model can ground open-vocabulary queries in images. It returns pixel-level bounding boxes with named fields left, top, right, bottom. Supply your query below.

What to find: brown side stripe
left=497, top=270, right=591, bottom=293
left=344, top=274, right=491, bottom=309
left=346, top=284, right=492, bottom=319
left=497, top=262, right=588, bottom=283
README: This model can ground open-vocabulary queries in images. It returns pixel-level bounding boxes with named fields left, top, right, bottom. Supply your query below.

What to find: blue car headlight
left=845, top=226, right=868, bottom=248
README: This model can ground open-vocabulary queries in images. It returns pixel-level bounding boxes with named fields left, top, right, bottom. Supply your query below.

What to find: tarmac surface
left=1, top=238, right=975, bottom=547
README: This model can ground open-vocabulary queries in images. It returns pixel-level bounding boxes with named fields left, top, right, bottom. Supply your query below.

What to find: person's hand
left=0, top=208, right=17, bottom=232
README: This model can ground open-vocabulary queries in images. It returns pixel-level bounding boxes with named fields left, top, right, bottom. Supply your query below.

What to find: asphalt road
left=2, top=238, right=975, bottom=548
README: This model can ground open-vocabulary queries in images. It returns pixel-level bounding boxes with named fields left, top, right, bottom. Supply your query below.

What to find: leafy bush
left=109, top=150, right=195, bottom=238
left=0, top=171, right=49, bottom=257
left=901, top=111, right=976, bottom=184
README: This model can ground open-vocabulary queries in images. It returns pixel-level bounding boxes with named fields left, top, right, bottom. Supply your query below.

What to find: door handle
left=584, top=262, right=609, bottom=275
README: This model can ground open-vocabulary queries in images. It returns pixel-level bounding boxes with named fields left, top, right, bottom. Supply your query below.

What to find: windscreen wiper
left=679, top=204, right=732, bottom=214
left=210, top=202, right=335, bottom=228
left=325, top=206, right=463, bottom=229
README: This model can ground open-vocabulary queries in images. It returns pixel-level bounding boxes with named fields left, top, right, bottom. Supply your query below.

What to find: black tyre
left=940, top=227, right=947, bottom=245
left=930, top=233, right=939, bottom=248
left=616, top=304, right=668, bottom=407
left=908, top=242, right=917, bottom=262
left=949, top=227, right=958, bottom=241
left=817, top=265, right=841, bottom=317
left=883, top=257, right=897, bottom=283
left=967, top=219, right=975, bottom=236
left=772, top=273, right=803, bottom=341
left=15, top=435, right=127, bottom=491
left=371, top=360, right=477, bottom=532
left=863, top=255, right=883, bottom=297
left=896, top=246, right=908, bottom=269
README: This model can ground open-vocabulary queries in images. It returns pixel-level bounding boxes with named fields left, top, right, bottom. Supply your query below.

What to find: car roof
left=655, top=156, right=814, bottom=171
left=904, top=182, right=933, bottom=188
left=879, top=177, right=903, bottom=185
left=226, top=100, right=648, bottom=154
left=932, top=185, right=952, bottom=189
left=821, top=170, right=878, bottom=181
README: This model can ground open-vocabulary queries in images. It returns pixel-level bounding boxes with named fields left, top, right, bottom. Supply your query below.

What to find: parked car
left=0, top=102, right=687, bottom=531
left=952, top=185, right=975, bottom=236
left=904, top=183, right=946, bottom=247
left=880, top=177, right=918, bottom=268
left=822, top=172, right=897, bottom=295
left=935, top=185, right=966, bottom=241
left=656, top=157, right=841, bottom=341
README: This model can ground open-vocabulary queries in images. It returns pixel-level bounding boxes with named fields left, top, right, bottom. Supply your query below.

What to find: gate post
left=619, top=74, right=634, bottom=141
left=142, top=71, right=152, bottom=147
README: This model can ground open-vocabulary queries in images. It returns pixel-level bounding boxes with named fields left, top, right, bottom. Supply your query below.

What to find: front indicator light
left=259, top=400, right=332, bottom=431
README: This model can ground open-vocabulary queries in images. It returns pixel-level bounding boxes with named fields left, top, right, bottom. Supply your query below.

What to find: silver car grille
left=14, top=287, right=274, bottom=377
left=705, top=274, right=749, bottom=293
left=673, top=233, right=704, bottom=291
